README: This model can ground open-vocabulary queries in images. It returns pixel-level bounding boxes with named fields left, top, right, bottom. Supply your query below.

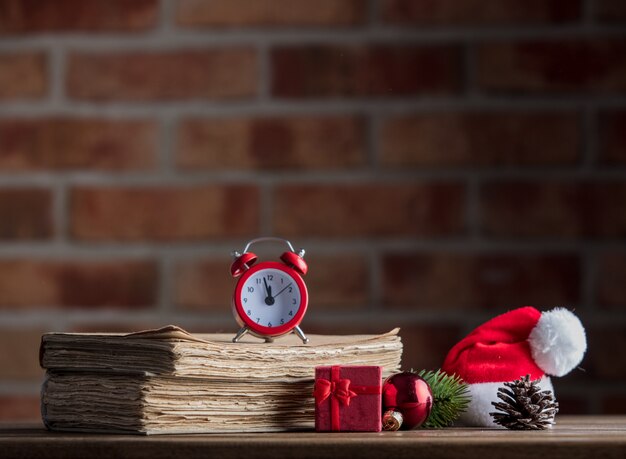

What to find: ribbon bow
left=313, top=378, right=358, bottom=406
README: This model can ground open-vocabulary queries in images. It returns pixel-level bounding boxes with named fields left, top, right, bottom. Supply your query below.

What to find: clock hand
left=263, top=278, right=272, bottom=297
left=263, top=277, right=275, bottom=305
left=274, top=282, right=292, bottom=298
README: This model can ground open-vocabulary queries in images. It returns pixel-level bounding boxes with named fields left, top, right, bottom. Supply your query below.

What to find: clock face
left=233, top=261, right=307, bottom=336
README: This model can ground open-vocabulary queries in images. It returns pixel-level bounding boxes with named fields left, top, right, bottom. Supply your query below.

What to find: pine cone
left=489, top=375, right=559, bottom=430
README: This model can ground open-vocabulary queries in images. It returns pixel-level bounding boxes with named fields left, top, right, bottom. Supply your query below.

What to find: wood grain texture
left=0, top=416, right=624, bottom=459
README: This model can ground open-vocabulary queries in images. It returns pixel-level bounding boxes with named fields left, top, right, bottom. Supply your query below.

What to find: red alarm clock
left=230, top=237, right=309, bottom=344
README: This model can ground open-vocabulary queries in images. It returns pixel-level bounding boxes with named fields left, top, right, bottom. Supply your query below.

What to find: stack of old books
left=40, top=325, right=402, bottom=434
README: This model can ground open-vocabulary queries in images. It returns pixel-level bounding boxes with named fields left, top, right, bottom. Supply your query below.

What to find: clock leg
left=232, top=326, right=249, bottom=343
left=294, top=326, right=309, bottom=344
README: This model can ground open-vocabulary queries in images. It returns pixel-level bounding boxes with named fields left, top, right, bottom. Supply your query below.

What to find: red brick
left=67, top=49, right=257, bottom=101
left=599, top=110, right=626, bottom=165
left=400, top=324, right=461, bottom=371
left=273, top=183, right=465, bottom=238
left=382, top=253, right=580, bottom=309
left=602, top=396, right=626, bottom=414
left=306, top=254, right=370, bottom=309
left=177, top=116, right=366, bottom=170
left=555, top=394, right=590, bottom=414
left=0, top=52, right=46, bottom=99
left=381, top=0, right=580, bottom=25
left=0, top=260, right=157, bottom=308
left=0, top=329, right=45, bottom=380
left=174, top=320, right=239, bottom=335
left=0, top=0, right=157, bottom=33
left=0, top=189, right=52, bottom=240
left=175, top=254, right=369, bottom=311
left=0, top=119, right=157, bottom=171
left=271, top=45, right=461, bottom=98
left=70, top=185, right=260, bottom=241
left=176, top=0, right=366, bottom=27
left=477, top=38, right=626, bottom=94
left=0, top=395, right=42, bottom=422
left=481, top=181, right=626, bottom=238
left=174, top=257, right=234, bottom=311
left=69, top=322, right=163, bottom=334
left=586, top=326, right=626, bottom=381
left=380, top=112, right=579, bottom=167
left=595, top=0, right=626, bottom=23
left=597, top=252, right=626, bottom=309
left=303, top=318, right=401, bottom=336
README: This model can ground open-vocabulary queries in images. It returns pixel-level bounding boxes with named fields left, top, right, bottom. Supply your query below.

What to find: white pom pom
left=529, top=308, right=586, bottom=377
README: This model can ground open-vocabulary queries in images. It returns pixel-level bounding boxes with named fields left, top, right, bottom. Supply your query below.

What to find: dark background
left=0, top=0, right=625, bottom=421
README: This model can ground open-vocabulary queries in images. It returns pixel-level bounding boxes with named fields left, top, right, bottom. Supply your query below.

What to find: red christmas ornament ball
left=382, top=372, right=433, bottom=429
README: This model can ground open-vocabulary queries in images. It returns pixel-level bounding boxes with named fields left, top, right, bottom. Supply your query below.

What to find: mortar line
left=159, top=0, right=174, bottom=32
left=466, top=177, right=481, bottom=241
left=47, top=46, right=65, bottom=107
left=158, top=255, right=172, bottom=315
left=581, top=247, right=598, bottom=313
left=368, top=248, right=382, bottom=312
left=2, top=96, right=626, bottom=117
left=582, top=0, right=596, bottom=26
left=367, top=112, right=380, bottom=168
left=159, top=113, right=177, bottom=175
left=52, top=182, right=69, bottom=244
left=2, top=307, right=620, bottom=328
left=0, top=239, right=618, bottom=259
left=0, top=167, right=626, bottom=186
left=0, top=382, right=43, bottom=395
left=0, top=24, right=619, bottom=51
left=583, top=105, right=598, bottom=168
left=464, top=41, right=478, bottom=99
left=367, top=0, right=379, bottom=27
left=257, top=42, right=271, bottom=102
left=259, top=180, right=274, bottom=235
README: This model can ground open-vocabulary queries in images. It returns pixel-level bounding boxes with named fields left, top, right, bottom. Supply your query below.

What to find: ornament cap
left=382, top=410, right=403, bottom=431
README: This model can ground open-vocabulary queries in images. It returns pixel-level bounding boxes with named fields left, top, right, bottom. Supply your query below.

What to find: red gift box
left=314, top=365, right=382, bottom=432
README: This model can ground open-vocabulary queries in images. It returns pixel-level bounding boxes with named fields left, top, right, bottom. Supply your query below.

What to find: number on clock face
left=239, top=268, right=301, bottom=328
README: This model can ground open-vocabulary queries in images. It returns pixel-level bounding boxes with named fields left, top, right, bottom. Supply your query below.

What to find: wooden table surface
left=1, top=416, right=625, bottom=459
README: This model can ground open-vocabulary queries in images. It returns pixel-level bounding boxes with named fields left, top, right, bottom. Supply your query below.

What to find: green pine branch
left=415, top=369, right=471, bottom=428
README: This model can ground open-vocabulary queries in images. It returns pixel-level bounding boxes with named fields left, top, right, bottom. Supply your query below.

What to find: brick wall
left=0, top=0, right=625, bottom=421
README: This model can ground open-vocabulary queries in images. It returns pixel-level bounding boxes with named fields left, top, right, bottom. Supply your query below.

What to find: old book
left=40, top=326, right=402, bottom=434
left=42, top=372, right=315, bottom=434
left=40, top=325, right=402, bottom=381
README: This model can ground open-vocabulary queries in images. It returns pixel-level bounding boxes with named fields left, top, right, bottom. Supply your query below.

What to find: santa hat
left=442, top=306, right=586, bottom=427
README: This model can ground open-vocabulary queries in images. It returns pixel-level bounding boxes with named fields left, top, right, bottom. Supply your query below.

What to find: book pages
left=40, top=326, right=403, bottom=434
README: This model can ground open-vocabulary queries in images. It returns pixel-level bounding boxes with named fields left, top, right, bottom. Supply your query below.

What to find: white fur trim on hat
left=456, top=377, right=555, bottom=428
left=529, top=308, right=586, bottom=377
